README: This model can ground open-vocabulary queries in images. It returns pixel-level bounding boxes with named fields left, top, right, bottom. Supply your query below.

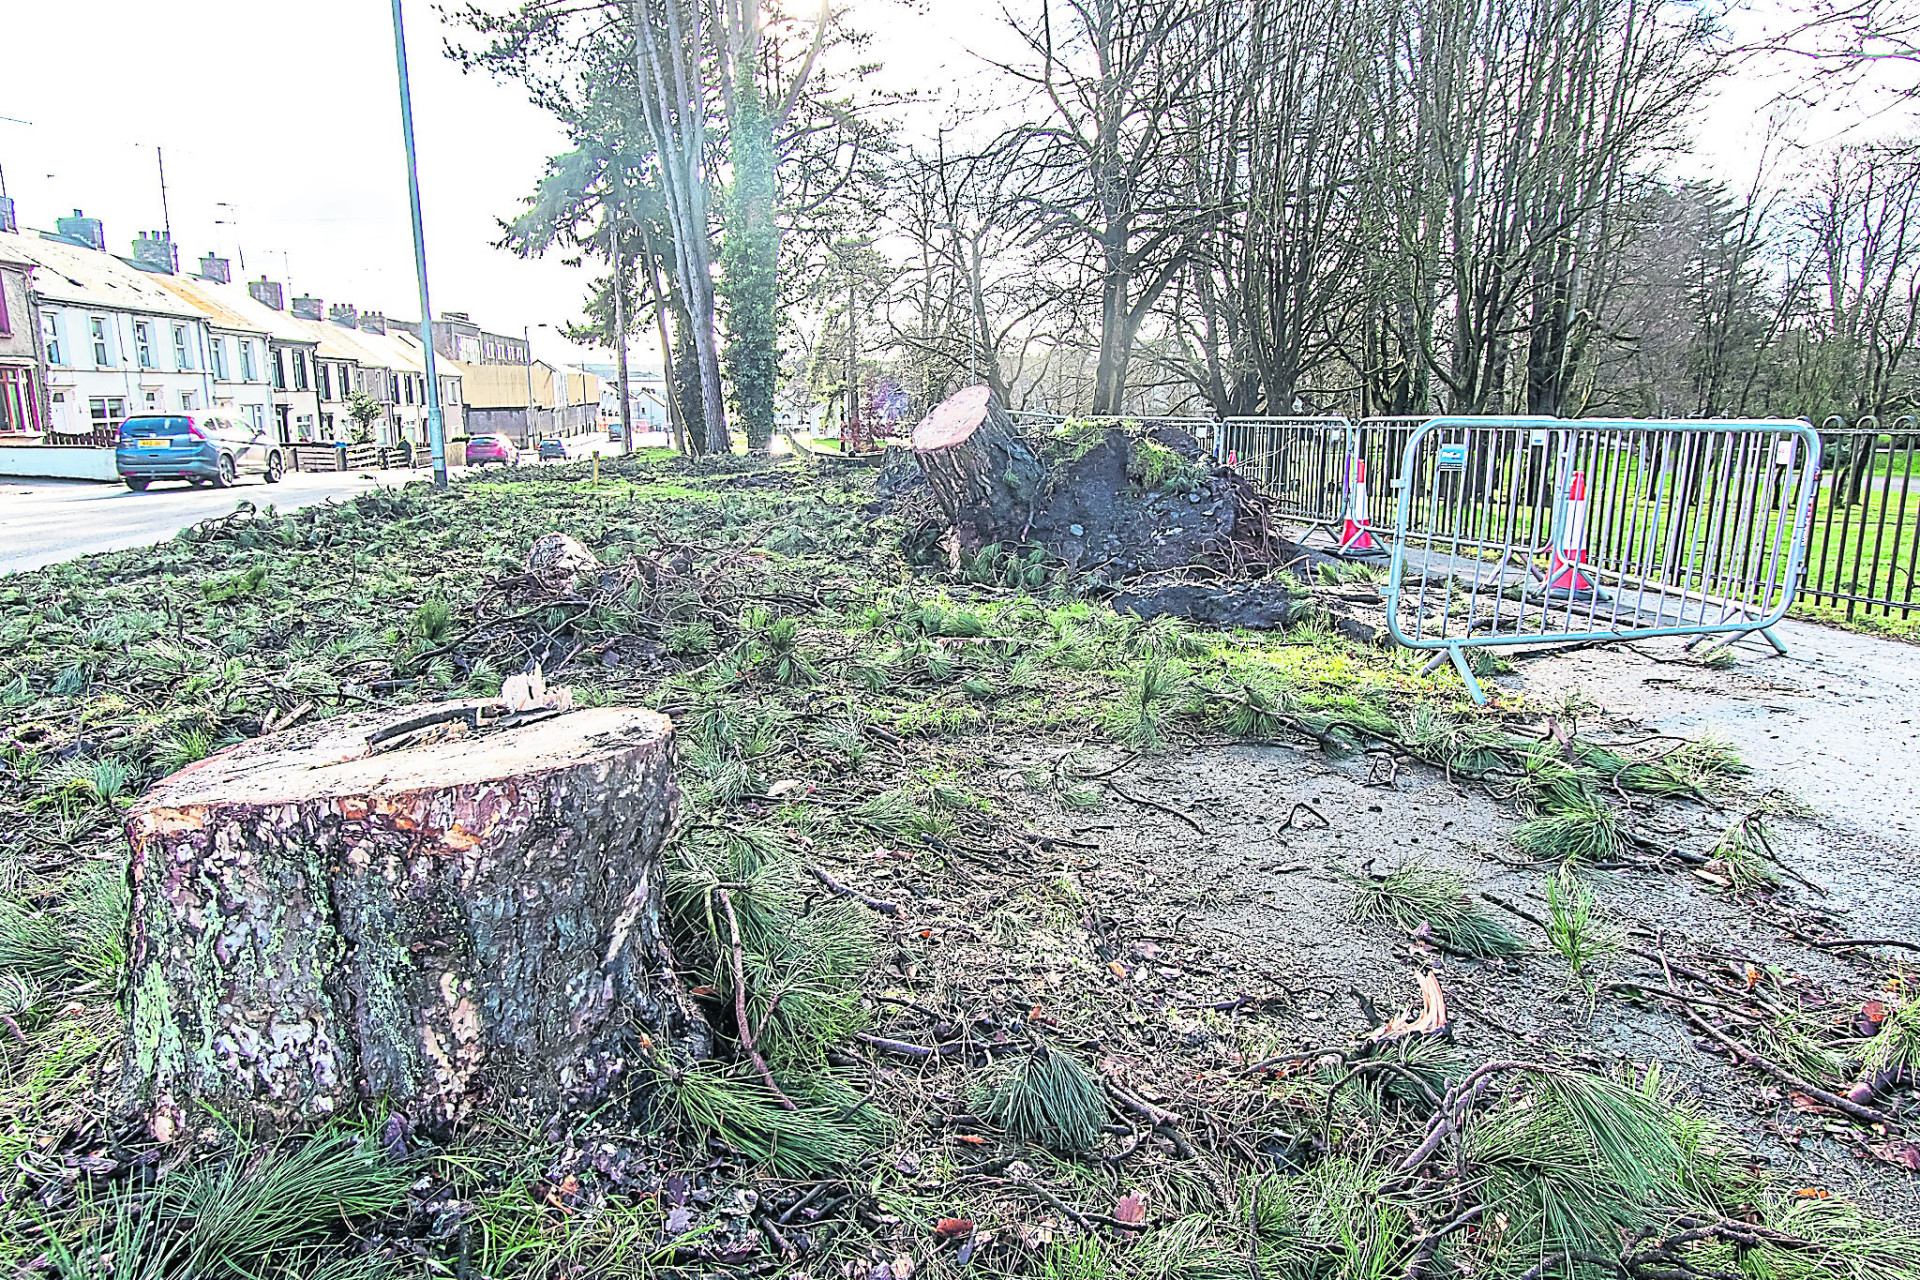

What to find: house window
left=0, top=367, right=40, bottom=434
left=403, top=374, right=414, bottom=405
left=134, top=321, right=154, bottom=368
left=0, top=276, right=8, bottom=336
left=209, top=336, right=228, bottom=380
left=173, top=325, right=192, bottom=370
left=88, top=396, right=127, bottom=433
left=240, top=340, right=257, bottom=382
left=40, top=314, right=61, bottom=365
left=180, top=391, right=196, bottom=411
left=90, top=317, right=110, bottom=366
left=247, top=404, right=264, bottom=431
left=318, top=361, right=332, bottom=400
left=389, top=372, right=399, bottom=401
left=292, top=351, right=310, bottom=391
left=272, top=348, right=287, bottom=390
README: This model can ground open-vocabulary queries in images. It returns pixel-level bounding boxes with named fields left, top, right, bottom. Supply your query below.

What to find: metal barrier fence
left=1384, top=418, right=1820, bottom=702
left=1212, top=417, right=1354, bottom=534
left=1804, top=415, right=1920, bottom=619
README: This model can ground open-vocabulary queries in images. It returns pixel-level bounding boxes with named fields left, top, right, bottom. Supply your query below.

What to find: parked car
left=115, top=414, right=283, bottom=491
left=537, top=439, right=568, bottom=461
left=466, top=435, right=520, bottom=467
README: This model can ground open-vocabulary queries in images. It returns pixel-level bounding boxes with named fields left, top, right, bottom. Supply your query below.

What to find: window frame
left=172, top=324, right=191, bottom=370
left=134, top=320, right=154, bottom=369
left=41, top=313, right=62, bottom=365
left=90, top=316, right=110, bottom=366
left=209, top=335, right=228, bottom=381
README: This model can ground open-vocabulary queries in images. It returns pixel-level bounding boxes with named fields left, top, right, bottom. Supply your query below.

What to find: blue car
left=115, top=414, right=285, bottom=491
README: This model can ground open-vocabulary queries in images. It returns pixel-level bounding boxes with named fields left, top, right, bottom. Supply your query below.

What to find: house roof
left=182, top=279, right=321, bottom=347
left=0, top=230, right=203, bottom=318
left=150, top=275, right=271, bottom=337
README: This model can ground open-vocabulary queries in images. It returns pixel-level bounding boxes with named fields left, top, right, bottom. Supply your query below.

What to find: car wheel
left=264, top=452, right=284, bottom=483
left=214, top=454, right=237, bottom=488
left=125, top=478, right=151, bottom=492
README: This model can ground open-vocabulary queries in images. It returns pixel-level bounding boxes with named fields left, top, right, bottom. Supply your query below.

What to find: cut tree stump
left=122, top=699, right=705, bottom=1141
left=911, top=384, right=1047, bottom=546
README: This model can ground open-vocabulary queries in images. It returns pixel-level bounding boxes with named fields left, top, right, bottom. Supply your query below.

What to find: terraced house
left=0, top=224, right=218, bottom=439
left=0, top=246, right=42, bottom=436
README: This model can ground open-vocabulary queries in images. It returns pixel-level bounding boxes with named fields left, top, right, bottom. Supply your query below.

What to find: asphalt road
left=0, top=433, right=658, bottom=576
left=0, top=471, right=402, bottom=575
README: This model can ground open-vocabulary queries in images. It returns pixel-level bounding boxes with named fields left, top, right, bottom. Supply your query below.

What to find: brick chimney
left=329, top=303, right=359, bottom=328
left=291, top=295, right=324, bottom=321
left=248, top=278, right=285, bottom=311
left=131, top=232, right=178, bottom=274
left=198, top=253, right=231, bottom=284
left=54, top=210, right=105, bottom=251
left=358, top=311, right=388, bottom=336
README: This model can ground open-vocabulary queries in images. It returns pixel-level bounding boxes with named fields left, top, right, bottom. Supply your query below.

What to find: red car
left=465, top=435, right=520, bottom=467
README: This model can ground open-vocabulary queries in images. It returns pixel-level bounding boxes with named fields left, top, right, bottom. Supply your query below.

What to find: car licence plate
left=137, top=438, right=171, bottom=449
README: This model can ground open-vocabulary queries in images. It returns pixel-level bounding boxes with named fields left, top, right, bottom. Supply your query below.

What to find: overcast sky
left=0, top=1, right=1909, bottom=371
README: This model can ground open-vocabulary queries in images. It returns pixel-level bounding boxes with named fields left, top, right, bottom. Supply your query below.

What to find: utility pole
left=388, top=0, right=448, bottom=490
left=524, top=324, right=538, bottom=446
left=610, top=214, right=632, bottom=457
left=156, top=147, right=174, bottom=265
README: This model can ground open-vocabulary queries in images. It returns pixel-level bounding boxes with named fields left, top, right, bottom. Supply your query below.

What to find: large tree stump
left=122, top=699, right=704, bottom=1141
left=907, top=386, right=1305, bottom=581
left=911, top=384, right=1047, bottom=546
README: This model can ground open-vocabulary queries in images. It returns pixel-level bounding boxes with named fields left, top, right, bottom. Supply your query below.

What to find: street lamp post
left=388, top=0, right=448, bottom=491
left=524, top=324, right=537, bottom=447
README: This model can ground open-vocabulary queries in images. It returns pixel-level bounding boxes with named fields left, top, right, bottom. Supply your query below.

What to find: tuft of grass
left=977, top=1043, right=1107, bottom=1153
left=1104, top=658, right=1190, bottom=753
left=44, top=1129, right=407, bottom=1280
left=1544, top=869, right=1622, bottom=988
left=412, top=596, right=454, bottom=643
left=1404, top=706, right=1510, bottom=777
left=1346, top=861, right=1524, bottom=960
left=1513, top=796, right=1622, bottom=865
left=1705, top=814, right=1780, bottom=892
left=654, top=1060, right=879, bottom=1178
left=1620, top=734, right=1750, bottom=798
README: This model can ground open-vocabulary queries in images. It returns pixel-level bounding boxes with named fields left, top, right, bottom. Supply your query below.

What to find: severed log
left=910, top=384, right=1047, bottom=546
left=121, top=698, right=706, bottom=1141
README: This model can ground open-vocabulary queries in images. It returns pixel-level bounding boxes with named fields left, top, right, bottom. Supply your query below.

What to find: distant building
left=1, top=229, right=218, bottom=439
left=454, top=359, right=598, bottom=444
left=427, top=311, right=529, bottom=366
left=150, top=274, right=275, bottom=432
left=0, top=248, right=45, bottom=436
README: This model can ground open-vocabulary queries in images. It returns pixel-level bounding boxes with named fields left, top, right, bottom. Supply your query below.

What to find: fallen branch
left=806, top=864, right=905, bottom=918
left=714, top=887, right=794, bottom=1111
left=1653, top=952, right=1895, bottom=1129
left=1103, top=779, right=1206, bottom=834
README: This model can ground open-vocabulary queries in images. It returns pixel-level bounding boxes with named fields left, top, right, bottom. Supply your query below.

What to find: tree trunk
left=910, top=385, right=1047, bottom=546
left=122, top=700, right=704, bottom=1142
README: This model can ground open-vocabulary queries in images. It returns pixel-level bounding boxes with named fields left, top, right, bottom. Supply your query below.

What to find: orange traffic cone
left=1539, top=470, right=1599, bottom=599
left=1337, top=455, right=1385, bottom=557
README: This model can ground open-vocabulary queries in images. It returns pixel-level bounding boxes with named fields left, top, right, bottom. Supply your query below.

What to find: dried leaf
left=1114, top=1191, right=1148, bottom=1225
left=891, top=1253, right=915, bottom=1280
left=934, top=1218, right=975, bottom=1240
left=1794, top=1187, right=1831, bottom=1200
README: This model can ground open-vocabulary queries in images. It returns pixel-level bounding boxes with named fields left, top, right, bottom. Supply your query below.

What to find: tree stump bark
left=911, top=385, right=1047, bottom=546
left=122, top=699, right=705, bottom=1142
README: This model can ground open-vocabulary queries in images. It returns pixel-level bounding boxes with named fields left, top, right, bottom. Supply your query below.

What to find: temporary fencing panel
left=1213, top=417, right=1354, bottom=533
left=1384, top=417, right=1821, bottom=702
